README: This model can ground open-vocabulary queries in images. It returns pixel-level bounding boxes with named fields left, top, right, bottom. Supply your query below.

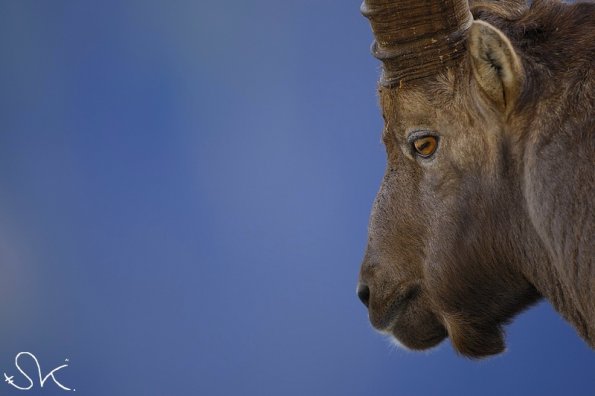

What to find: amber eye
left=412, top=136, right=438, bottom=158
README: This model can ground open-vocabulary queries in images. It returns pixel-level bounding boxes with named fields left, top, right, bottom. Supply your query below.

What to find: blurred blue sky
left=0, top=1, right=593, bottom=395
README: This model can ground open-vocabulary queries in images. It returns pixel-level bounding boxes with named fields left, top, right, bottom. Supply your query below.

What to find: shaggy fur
left=358, top=0, right=594, bottom=358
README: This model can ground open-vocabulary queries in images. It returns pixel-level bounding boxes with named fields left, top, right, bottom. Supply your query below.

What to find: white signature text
left=3, top=352, right=74, bottom=391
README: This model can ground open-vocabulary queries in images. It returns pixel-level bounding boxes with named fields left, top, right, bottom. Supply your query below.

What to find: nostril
left=357, top=283, right=370, bottom=308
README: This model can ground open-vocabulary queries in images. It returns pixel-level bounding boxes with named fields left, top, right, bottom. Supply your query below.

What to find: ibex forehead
left=379, top=82, right=452, bottom=138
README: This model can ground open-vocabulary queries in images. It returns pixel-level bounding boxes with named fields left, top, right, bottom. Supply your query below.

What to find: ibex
left=356, top=0, right=594, bottom=358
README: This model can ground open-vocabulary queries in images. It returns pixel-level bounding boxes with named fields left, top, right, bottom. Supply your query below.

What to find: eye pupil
left=413, top=136, right=437, bottom=157
left=418, top=141, right=430, bottom=151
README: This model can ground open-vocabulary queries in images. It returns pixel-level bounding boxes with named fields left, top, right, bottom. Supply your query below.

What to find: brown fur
left=358, top=0, right=594, bottom=358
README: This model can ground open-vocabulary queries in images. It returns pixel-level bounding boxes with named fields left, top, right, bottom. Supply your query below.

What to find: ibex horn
left=361, top=0, right=473, bottom=86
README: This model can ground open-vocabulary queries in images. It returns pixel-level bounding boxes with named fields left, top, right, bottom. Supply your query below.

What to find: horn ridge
left=362, top=0, right=473, bottom=86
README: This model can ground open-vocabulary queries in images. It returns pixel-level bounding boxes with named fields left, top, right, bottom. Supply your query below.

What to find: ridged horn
left=361, top=0, right=473, bottom=86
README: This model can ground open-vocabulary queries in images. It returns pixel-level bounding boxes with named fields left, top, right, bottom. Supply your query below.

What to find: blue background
left=0, top=1, right=593, bottom=395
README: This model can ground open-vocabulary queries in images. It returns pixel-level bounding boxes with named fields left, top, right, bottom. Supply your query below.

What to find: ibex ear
left=468, top=20, right=524, bottom=113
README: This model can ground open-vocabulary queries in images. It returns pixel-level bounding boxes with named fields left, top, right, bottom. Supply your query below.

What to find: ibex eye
left=412, top=136, right=438, bottom=158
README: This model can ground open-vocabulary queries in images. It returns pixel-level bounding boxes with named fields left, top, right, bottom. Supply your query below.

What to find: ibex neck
left=519, top=115, right=595, bottom=347
left=521, top=242, right=594, bottom=346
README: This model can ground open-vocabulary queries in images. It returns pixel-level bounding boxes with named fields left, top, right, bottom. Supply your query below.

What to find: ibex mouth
left=369, top=283, right=421, bottom=330
left=367, top=282, right=448, bottom=351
